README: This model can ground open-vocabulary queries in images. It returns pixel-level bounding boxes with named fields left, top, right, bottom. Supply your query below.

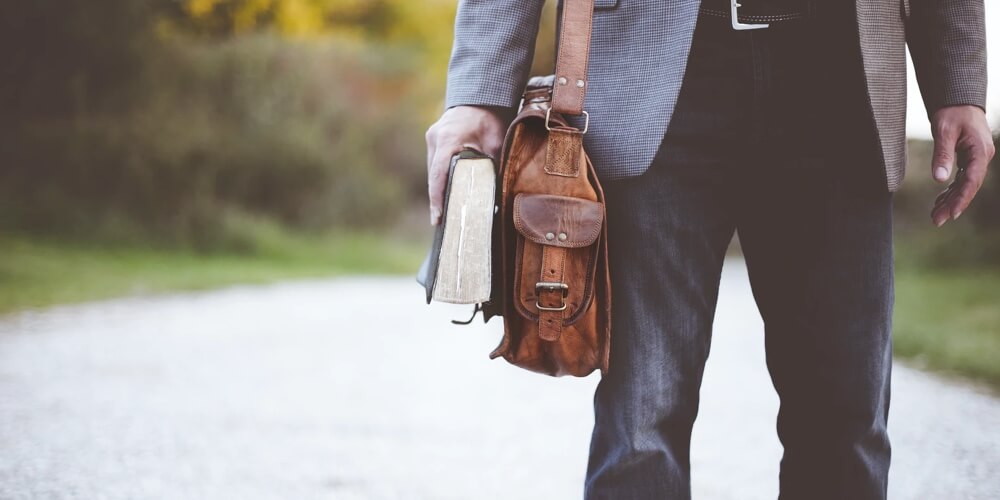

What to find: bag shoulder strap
left=550, top=0, right=595, bottom=116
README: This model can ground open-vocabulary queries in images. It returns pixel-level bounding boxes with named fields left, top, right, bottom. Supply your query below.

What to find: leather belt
left=700, top=0, right=814, bottom=29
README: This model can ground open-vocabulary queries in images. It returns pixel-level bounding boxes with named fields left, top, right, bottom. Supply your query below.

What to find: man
left=425, top=0, right=992, bottom=498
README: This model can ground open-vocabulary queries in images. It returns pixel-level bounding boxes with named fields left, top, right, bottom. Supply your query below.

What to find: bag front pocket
left=511, top=192, right=604, bottom=325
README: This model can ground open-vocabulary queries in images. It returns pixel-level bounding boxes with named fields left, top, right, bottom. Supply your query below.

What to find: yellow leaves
left=233, top=0, right=275, bottom=33
left=381, top=0, right=455, bottom=41
left=178, top=0, right=456, bottom=39
left=182, top=0, right=274, bottom=34
left=186, top=0, right=222, bottom=17
left=171, top=0, right=458, bottom=96
left=274, top=0, right=324, bottom=36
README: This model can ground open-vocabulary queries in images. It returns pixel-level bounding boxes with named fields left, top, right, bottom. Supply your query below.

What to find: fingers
left=427, top=149, right=447, bottom=225
left=481, top=128, right=505, bottom=160
left=931, top=121, right=960, bottom=182
left=931, top=180, right=962, bottom=226
left=425, top=128, right=482, bottom=225
left=928, top=105, right=995, bottom=227
left=931, top=140, right=991, bottom=227
left=425, top=105, right=510, bottom=225
left=950, top=150, right=988, bottom=217
left=425, top=127, right=441, bottom=225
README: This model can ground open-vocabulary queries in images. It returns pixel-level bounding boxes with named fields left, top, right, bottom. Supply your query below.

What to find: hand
left=425, top=105, right=508, bottom=225
left=929, top=105, right=995, bottom=227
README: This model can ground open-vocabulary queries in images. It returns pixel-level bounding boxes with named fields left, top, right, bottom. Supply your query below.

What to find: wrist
left=448, top=104, right=515, bottom=123
left=928, top=102, right=988, bottom=122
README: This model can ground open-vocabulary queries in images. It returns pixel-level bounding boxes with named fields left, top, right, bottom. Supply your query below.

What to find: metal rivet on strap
left=557, top=77, right=568, bottom=86
left=576, top=79, right=585, bottom=88
left=558, top=232, right=568, bottom=241
left=545, top=232, right=555, bottom=241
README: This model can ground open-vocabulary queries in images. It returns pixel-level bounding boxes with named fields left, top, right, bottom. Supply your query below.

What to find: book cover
left=416, top=149, right=497, bottom=305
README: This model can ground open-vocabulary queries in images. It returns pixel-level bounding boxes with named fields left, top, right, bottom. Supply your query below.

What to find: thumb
left=931, top=127, right=959, bottom=183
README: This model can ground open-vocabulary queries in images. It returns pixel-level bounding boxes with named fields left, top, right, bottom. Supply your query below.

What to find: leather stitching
left=544, top=129, right=582, bottom=177
left=700, top=8, right=804, bottom=21
left=537, top=246, right=566, bottom=341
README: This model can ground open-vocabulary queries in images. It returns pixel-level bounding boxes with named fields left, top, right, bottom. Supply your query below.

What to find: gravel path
left=0, top=259, right=997, bottom=499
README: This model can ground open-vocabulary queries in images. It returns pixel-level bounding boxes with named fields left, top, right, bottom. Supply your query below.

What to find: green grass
left=0, top=233, right=425, bottom=315
left=4, top=232, right=998, bottom=391
left=894, top=266, right=1000, bottom=391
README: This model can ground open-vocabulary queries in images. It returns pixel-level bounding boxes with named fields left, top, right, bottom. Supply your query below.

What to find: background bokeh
left=0, top=1, right=996, bottom=386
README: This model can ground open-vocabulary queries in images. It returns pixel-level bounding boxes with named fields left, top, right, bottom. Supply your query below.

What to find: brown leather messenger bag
left=480, top=0, right=612, bottom=377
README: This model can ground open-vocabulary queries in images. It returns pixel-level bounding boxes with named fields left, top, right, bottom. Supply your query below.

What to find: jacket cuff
left=444, top=86, right=521, bottom=113
left=925, top=90, right=988, bottom=118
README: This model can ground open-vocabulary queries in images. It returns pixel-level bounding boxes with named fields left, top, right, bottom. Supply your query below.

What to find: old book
left=416, top=150, right=497, bottom=304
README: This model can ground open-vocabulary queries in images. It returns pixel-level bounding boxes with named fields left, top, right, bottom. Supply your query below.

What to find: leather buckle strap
left=551, top=0, right=594, bottom=116
left=535, top=282, right=569, bottom=311
left=536, top=245, right=569, bottom=341
left=545, top=108, right=589, bottom=134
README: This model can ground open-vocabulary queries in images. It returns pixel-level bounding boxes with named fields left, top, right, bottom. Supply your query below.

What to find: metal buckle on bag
left=731, top=0, right=770, bottom=30
left=545, top=108, right=589, bottom=134
left=535, top=282, right=569, bottom=311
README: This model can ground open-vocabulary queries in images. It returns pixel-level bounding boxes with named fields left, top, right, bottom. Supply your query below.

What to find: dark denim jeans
left=584, top=5, right=893, bottom=500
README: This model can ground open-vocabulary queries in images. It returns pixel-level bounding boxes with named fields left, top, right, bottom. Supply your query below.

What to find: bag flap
left=512, top=193, right=603, bottom=248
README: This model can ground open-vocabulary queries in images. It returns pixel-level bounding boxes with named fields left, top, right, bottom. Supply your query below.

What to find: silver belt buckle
left=731, top=0, right=770, bottom=30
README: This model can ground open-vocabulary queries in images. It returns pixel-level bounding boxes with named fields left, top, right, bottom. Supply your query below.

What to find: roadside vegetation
left=894, top=267, right=1000, bottom=390
left=0, top=232, right=424, bottom=315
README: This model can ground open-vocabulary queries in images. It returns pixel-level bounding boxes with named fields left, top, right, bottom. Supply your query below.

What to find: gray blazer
left=444, top=0, right=987, bottom=191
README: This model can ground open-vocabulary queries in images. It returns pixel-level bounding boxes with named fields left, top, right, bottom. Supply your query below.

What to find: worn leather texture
left=550, top=0, right=594, bottom=115
left=486, top=77, right=612, bottom=377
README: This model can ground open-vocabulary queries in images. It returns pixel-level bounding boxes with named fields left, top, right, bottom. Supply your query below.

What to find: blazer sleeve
left=444, top=0, right=546, bottom=112
left=905, top=0, right=988, bottom=116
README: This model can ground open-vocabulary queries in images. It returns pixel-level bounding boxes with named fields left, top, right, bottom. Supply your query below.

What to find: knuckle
left=434, top=128, right=456, bottom=144
left=933, top=121, right=953, bottom=137
left=933, top=149, right=953, bottom=162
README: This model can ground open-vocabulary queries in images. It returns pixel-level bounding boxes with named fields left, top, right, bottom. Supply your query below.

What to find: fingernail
left=429, top=207, right=441, bottom=225
left=953, top=209, right=963, bottom=220
left=934, top=166, right=949, bottom=181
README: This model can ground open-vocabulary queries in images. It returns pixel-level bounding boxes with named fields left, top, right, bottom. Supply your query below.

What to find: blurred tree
left=156, top=0, right=458, bottom=119
left=0, top=0, right=444, bottom=250
left=160, top=0, right=454, bottom=46
left=0, top=0, right=160, bottom=122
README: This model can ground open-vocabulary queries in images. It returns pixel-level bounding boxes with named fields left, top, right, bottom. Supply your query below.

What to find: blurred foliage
left=0, top=0, right=455, bottom=253
left=161, top=0, right=454, bottom=43
left=157, top=0, right=459, bottom=93
left=2, top=36, right=428, bottom=251
left=0, top=0, right=157, bottom=121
